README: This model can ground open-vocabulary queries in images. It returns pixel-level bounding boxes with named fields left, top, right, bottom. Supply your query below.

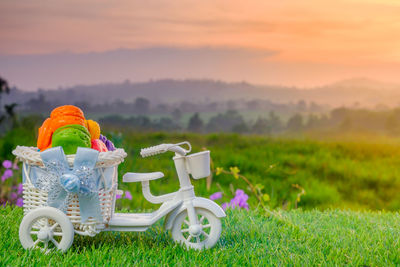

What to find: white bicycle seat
left=123, top=172, right=164, bottom=183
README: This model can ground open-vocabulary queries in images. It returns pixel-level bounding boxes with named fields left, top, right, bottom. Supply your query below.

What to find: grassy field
left=2, top=126, right=400, bottom=264
left=1, top=206, right=400, bottom=266
left=114, top=132, right=400, bottom=211
left=3, top=126, right=400, bottom=211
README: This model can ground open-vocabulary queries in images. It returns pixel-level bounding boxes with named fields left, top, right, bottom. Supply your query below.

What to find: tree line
left=97, top=107, right=400, bottom=136
left=22, top=93, right=326, bottom=115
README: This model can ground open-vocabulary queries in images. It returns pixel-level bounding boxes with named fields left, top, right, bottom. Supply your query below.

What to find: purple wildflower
left=210, top=192, right=222, bottom=200
left=229, top=189, right=249, bottom=210
left=2, top=160, right=12, bottom=169
left=16, top=198, right=23, bottom=207
left=116, top=194, right=122, bottom=199
left=221, top=189, right=250, bottom=211
left=1, top=169, right=13, bottom=182
left=125, top=191, right=132, bottom=200
left=17, top=183, right=23, bottom=195
left=10, top=192, right=17, bottom=200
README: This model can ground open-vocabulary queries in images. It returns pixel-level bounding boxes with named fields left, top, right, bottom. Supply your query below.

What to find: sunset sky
left=1, top=0, right=400, bottom=89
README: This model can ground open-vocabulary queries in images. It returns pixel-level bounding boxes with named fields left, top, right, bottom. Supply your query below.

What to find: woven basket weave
left=13, top=146, right=127, bottom=236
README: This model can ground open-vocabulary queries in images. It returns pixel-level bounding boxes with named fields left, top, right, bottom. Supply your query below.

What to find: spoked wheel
left=171, top=208, right=221, bottom=250
left=19, top=207, right=74, bottom=253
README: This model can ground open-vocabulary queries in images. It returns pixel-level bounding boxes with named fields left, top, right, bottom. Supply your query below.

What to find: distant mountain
left=310, top=78, right=400, bottom=107
left=329, top=77, right=400, bottom=91
left=2, top=79, right=289, bottom=105
left=2, top=47, right=400, bottom=108
left=0, top=47, right=277, bottom=91
left=3, top=78, right=400, bottom=108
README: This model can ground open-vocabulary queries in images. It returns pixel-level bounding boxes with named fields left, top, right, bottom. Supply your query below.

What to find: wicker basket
left=13, top=146, right=127, bottom=236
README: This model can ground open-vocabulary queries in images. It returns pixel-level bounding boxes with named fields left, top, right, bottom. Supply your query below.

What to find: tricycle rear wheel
left=19, top=207, right=74, bottom=253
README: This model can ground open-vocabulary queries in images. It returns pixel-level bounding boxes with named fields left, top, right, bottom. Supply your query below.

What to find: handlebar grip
left=140, top=144, right=169, bottom=157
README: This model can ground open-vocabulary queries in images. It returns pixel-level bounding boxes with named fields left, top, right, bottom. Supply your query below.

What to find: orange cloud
left=0, top=0, right=399, bottom=86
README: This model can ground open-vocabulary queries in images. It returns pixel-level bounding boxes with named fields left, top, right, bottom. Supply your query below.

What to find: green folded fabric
left=52, top=124, right=91, bottom=154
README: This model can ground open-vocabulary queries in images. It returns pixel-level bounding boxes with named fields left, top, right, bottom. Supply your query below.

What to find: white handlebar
left=140, top=142, right=191, bottom=157
left=140, top=144, right=170, bottom=157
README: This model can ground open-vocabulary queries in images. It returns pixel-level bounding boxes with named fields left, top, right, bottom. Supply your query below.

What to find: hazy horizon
left=1, top=1, right=400, bottom=90
left=1, top=47, right=399, bottom=92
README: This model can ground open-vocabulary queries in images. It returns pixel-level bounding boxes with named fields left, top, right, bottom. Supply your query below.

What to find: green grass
left=4, top=126, right=400, bottom=211
left=114, top=132, right=400, bottom=211
left=1, top=206, right=400, bottom=266
left=3, top=127, right=400, bottom=265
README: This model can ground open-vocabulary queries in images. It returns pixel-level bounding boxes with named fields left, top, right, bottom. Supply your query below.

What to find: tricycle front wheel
left=19, top=207, right=74, bottom=253
left=171, top=207, right=221, bottom=250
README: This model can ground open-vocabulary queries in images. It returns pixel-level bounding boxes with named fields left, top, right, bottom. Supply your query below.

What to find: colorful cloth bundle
left=37, top=105, right=115, bottom=154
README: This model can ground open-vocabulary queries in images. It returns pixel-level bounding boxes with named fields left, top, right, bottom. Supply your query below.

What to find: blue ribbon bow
left=38, top=146, right=103, bottom=223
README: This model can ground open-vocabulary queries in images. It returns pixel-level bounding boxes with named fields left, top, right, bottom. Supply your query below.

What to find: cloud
left=1, top=0, right=400, bottom=86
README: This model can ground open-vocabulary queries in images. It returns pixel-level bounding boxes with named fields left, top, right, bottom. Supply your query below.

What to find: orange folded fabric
left=37, top=105, right=86, bottom=151
left=86, top=120, right=101, bottom=140
left=50, top=115, right=86, bottom=131
left=50, top=105, right=84, bottom=119
left=37, top=118, right=52, bottom=150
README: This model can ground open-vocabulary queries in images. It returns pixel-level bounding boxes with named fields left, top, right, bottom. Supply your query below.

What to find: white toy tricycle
left=13, top=141, right=225, bottom=252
